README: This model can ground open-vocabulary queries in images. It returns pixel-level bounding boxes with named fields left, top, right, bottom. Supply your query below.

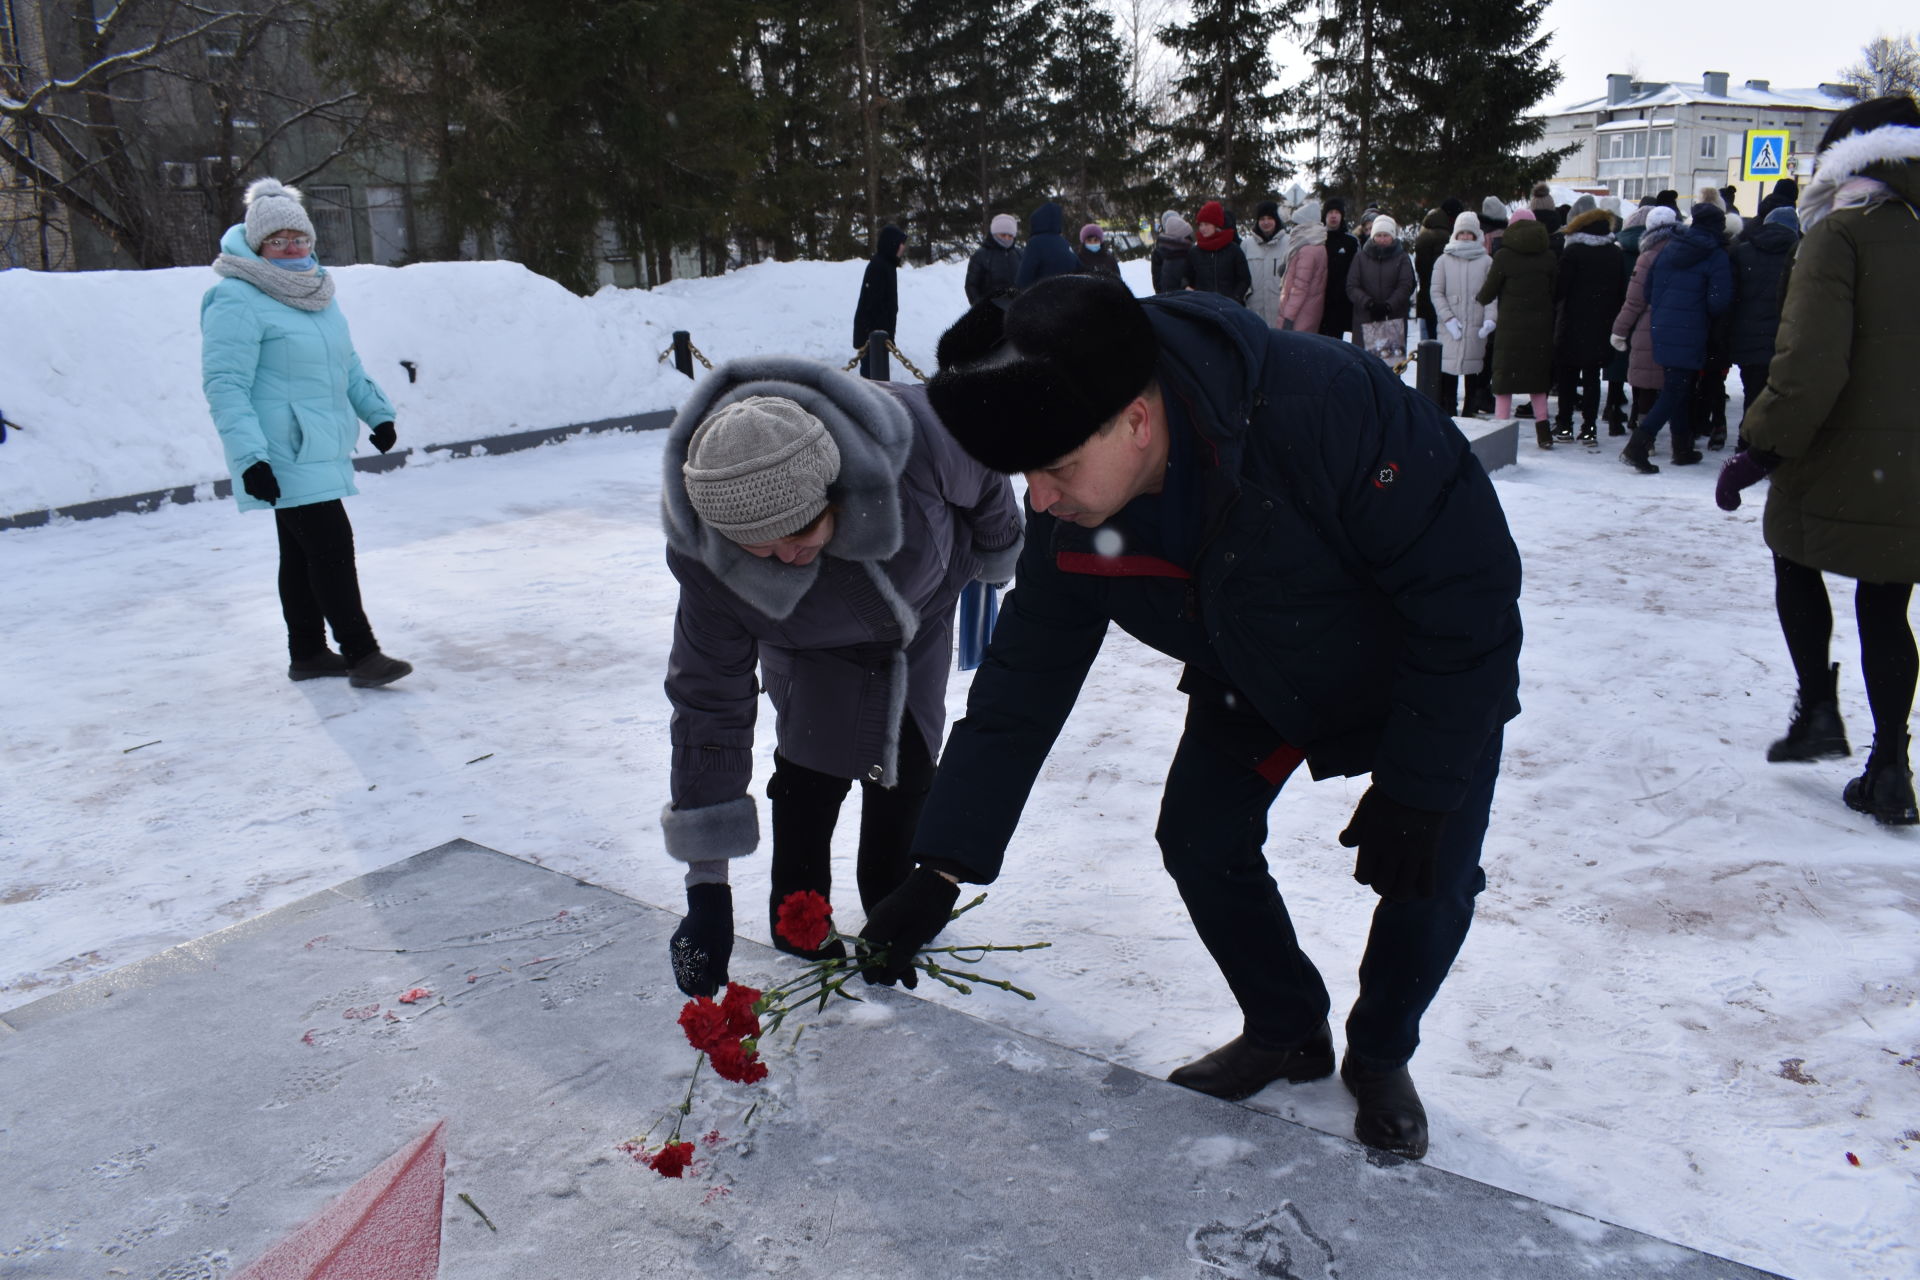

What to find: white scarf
left=212, top=253, right=337, bottom=311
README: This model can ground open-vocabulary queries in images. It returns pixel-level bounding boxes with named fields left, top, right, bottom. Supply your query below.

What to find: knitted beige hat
left=682, top=396, right=841, bottom=545
left=243, top=177, right=317, bottom=252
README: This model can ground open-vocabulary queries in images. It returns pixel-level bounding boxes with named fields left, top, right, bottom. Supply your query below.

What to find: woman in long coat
left=1610, top=206, right=1678, bottom=445
left=1275, top=201, right=1328, bottom=333
left=1475, top=207, right=1557, bottom=446
left=660, top=358, right=1022, bottom=995
left=1550, top=207, right=1627, bottom=442
left=1430, top=211, right=1494, bottom=415
left=1718, top=95, right=1920, bottom=826
left=1344, top=214, right=1415, bottom=362
left=201, top=177, right=410, bottom=687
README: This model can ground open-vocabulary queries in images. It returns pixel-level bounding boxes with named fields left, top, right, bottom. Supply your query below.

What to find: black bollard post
left=672, top=331, right=695, bottom=379
left=1416, top=339, right=1444, bottom=406
left=862, top=331, right=891, bottom=382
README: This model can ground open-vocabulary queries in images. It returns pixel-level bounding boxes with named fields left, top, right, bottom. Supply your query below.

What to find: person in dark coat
left=1319, top=198, right=1360, bottom=340
left=1611, top=205, right=1677, bottom=436
left=1726, top=206, right=1800, bottom=442
left=964, top=213, right=1023, bottom=305
left=1346, top=214, right=1416, bottom=362
left=863, top=274, right=1522, bottom=1165
left=659, top=358, right=1023, bottom=997
left=1014, top=201, right=1081, bottom=289
left=1188, top=200, right=1252, bottom=303
left=1469, top=197, right=1511, bottom=416
left=1075, top=223, right=1121, bottom=278
left=1413, top=208, right=1450, bottom=341
left=852, top=223, right=906, bottom=353
left=1151, top=212, right=1195, bottom=293
left=1476, top=208, right=1558, bottom=446
left=1614, top=203, right=1732, bottom=472
left=1549, top=207, right=1627, bottom=442
left=1719, top=95, right=1920, bottom=826
left=1748, top=177, right=1801, bottom=238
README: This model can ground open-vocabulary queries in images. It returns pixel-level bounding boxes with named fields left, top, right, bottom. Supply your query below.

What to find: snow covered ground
left=3, top=256, right=1917, bottom=1279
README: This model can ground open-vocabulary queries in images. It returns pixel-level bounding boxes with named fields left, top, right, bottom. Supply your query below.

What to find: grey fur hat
left=243, top=177, right=317, bottom=252
left=682, top=396, right=841, bottom=544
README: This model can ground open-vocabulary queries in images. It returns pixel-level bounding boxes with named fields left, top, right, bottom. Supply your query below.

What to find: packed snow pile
left=3, top=253, right=1092, bottom=517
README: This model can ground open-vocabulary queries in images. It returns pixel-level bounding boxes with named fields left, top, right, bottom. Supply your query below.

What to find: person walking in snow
left=1186, top=201, right=1251, bottom=303
left=1346, top=214, right=1415, bottom=363
left=1151, top=212, right=1195, bottom=293
left=1318, top=198, right=1359, bottom=341
left=1275, top=201, right=1328, bottom=333
left=199, top=177, right=411, bottom=689
left=1075, top=223, right=1121, bottom=279
left=1724, top=207, right=1801, bottom=445
left=965, top=214, right=1023, bottom=305
left=1549, top=206, right=1627, bottom=444
left=859, top=274, right=1523, bottom=1164
left=660, top=360, right=1023, bottom=998
left=1611, top=204, right=1676, bottom=440
left=1014, top=201, right=1081, bottom=289
left=1412, top=208, right=1450, bottom=342
left=1430, top=211, right=1495, bottom=416
left=1242, top=200, right=1289, bottom=326
left=1717, top=95, right=1920, bottom=827
left=1612, top=203, right=1732, bottom=473
left=1476, top=207, right=1557, bottom=446
left=852, top=224, right=907, bottom=361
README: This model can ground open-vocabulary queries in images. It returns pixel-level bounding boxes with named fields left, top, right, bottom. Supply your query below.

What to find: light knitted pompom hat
left=243, top=177, right=317, bottom=252
left=682, top=396, right=841, bottom=545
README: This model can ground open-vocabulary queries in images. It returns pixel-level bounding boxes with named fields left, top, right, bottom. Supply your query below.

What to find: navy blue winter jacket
left=1726, top=220, right=1798, bottom=367
left=1647, top=226, right=1733, bottom=370
left=913, top=293, right=1524, bottom=883
left=1014, top=202, right=1082, bottom=289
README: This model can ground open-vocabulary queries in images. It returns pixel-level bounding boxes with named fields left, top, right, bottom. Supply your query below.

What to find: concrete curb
left=0, top=408, right=677, bottom=532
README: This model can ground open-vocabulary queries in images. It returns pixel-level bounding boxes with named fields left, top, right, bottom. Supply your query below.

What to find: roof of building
left=1554, top=80, right=1853, bottom=117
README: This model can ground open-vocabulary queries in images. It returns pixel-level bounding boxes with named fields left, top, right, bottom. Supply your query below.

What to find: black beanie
left=928, top=275, right=1159, bottom=474
left=1441, top=196, right=1464, bottom=220
left=1255, top=199, right=1280, bottom=221
left=1690, top=202, right=1726, bottom=236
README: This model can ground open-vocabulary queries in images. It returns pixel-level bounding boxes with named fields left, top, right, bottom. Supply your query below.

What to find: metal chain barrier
left=841, top=342, right=867, bottom=373
left=884, top=336, right=930, bottom=384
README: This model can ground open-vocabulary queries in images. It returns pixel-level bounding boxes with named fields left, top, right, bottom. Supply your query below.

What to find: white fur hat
left=243, top=177, right=316, bottom=252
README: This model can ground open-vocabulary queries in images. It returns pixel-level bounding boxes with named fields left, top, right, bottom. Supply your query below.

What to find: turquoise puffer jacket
left=200, top=224, right=395, bottom=512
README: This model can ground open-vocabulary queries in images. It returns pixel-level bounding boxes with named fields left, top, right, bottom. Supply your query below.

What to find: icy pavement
left=0, top=840, right=1781, bottom=1278
left=2, top=424, right=1916, bottom=1279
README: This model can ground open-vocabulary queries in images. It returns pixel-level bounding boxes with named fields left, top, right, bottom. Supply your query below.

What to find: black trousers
left=766, top=718, right=934, bottom=926
left=274, top=500, right=377, bottom=663
left=1553, top=359, right=1603, bottom=426
left=1152, top=689, right=1498, bottom=1069
left=1774, top=553, right=1917, bottom=744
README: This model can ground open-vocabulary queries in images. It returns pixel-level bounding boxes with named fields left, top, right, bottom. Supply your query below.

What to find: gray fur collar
left=1800, top=124, right=1920, bottom=230
left=1565, top=232, right=1615, bottom=247
left=661, top=357, right=914, bottom=620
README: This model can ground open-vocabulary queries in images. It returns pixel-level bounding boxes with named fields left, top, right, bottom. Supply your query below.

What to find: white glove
left=1445, top=318, right=1465, bottom=341
left=1477, top=319, right=1496, bottom=339
left=1610, top=332, right=1629, bottom=352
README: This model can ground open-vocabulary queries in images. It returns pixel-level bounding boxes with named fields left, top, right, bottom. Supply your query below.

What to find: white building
left=1536, top=72, right=1855, bottom=211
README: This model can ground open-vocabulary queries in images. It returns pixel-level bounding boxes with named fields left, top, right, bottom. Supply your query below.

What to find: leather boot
left=1341, top=1055, right=1429, bottom=1160
left=288, top=650, right=350, bottom=682
left=1535, top=422, right=1554, bottom=450
left=1168, top=1024, right=1334, bottom=1101
left=1620, top=430, right=1659, bottom=474
left=1844, top=734, right=1919, bottom=826
left=1671, top=436, right=1704, bottom=466
left=1766, top=663, right=1850, bottom=762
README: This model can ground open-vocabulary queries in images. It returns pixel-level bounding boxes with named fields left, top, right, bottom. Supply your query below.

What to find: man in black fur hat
left=858, top=275, right=1523, bottom=1161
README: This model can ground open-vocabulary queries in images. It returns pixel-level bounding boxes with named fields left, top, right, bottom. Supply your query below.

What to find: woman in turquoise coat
left=200, top=178, right=411, bottom=687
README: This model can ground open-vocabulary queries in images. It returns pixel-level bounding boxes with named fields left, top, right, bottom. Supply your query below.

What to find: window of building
left=1652, top=129, right=1672, bottom=157
left=1700, top=134, right=1719, bottom=159
left=205, top=30, right=240, bottom=74
left=307, top=185, right=355, bottom=265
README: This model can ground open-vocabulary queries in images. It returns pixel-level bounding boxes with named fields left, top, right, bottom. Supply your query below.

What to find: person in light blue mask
left=200, top=177, right=412, bottom=687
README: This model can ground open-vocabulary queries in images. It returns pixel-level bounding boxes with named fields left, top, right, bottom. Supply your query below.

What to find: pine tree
left=1033, top=0, right=1152, bottom=226
left=1157, top=0, right=1309, bottom=205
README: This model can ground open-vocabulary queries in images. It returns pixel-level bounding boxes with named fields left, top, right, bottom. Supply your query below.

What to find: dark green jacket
left=1744, top=140, right=1920, bottom=583
left=1477, top=219, right=1557, bottom=394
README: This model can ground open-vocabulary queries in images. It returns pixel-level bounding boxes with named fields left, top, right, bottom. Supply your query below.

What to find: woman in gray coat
left=661, top=359, right=1023, bottom=996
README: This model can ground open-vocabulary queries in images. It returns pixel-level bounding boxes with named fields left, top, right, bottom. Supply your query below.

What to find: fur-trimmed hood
left=1799, top=124, right=1920, bottom=230
left=662, top=357, right=914, bottom=620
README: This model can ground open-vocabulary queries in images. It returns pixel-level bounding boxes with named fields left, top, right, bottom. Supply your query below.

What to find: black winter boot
left=1766, top=663, right=1851, bottom=762
left=347, top=651, right=413, bottom=687
left=1535, top=422, right=1555, bottom=450
left=288, top=650, right=350, bottom=682
left=1576, top=421, right=1598, bottom=445
left=1168, top=1024, right=1335, bottom=1100
left=1844, top=735, right=1918, bottom=826
left=1603, top=384, right=1627, bottom=434
left=1671, top=437, right=1704, bottom=466
left=1620, top=431, right=1659, bottom=474
left=1342, top=1055, right=1430, bottom=1160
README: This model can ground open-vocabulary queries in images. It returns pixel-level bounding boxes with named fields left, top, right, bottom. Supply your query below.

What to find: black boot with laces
left=1844, top=734, right=1918, bottom=826
left=1766, top=663, right=1850, bottom=763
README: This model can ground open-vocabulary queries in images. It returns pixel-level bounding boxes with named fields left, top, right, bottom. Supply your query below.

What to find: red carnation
left=648, top=1140, right=697, bottom=1178
left=719, top=982, right=763, bottom=1041
left=708, top=1038, right=770, bottom=1085
left=775, top=890, right=833, bottom=952
left=677, top=997, right=731, bottom=1054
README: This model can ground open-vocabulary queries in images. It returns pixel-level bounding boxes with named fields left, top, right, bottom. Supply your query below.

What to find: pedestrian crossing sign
left=1743, top=129, right=1791, bottom=181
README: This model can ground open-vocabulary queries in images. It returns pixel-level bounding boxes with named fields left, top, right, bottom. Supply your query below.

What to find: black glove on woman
left=669, top=883, right=734, bottom=997
left=369, top=422, right=397, bottom=453
left=857, top=866, right=960, bottom=988
left=241, top=460, right=280, bottom=505
left=1339, top=786, right=1448, bottom=903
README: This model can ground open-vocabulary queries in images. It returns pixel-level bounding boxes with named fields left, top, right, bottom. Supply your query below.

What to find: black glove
left=857, top=865, right=960, bottom=988
left=1368, top=302, right=1391, bottom=323
left=369, top=422, right=397, bottom=453
left=669, top=883, right=734, bottom=998
left=1339, top=787, right=1448, bottom=903
left=241, top=460, right=280, bottom=505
